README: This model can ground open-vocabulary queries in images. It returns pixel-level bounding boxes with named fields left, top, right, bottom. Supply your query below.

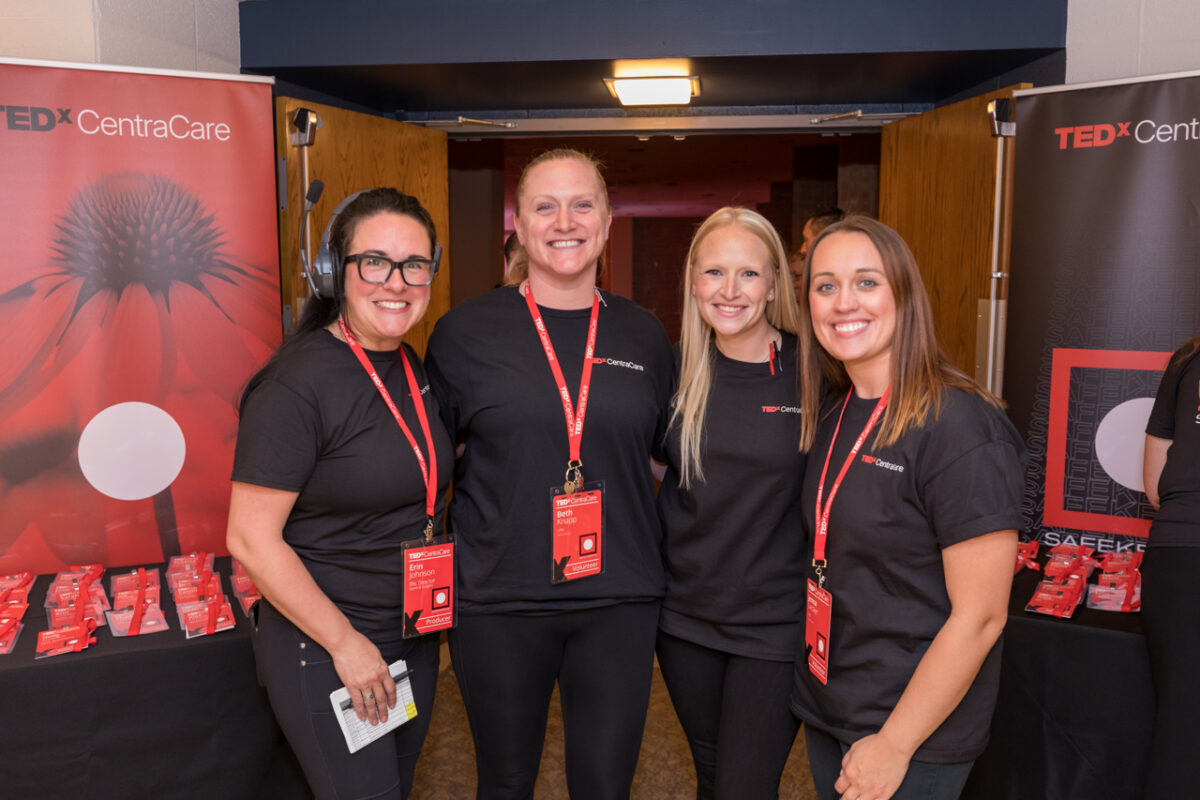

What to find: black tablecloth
left=962, top=564, right=1152, bottom=800
left=0, top=558, right=310, bottom=800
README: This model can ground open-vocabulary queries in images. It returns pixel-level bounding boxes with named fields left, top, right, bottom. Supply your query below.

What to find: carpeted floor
left=411, top=642, right=817, bottom=799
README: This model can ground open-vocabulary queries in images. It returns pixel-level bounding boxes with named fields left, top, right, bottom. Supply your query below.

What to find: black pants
left=448, top=601, right=660, bottom=800
left=803, top=726, right=973, bottom=800
left=253, top=601, right=440, bottom=800
left=1141, top=544, right=1200, bottom=799
left=655, top=631, right=799, bottom=800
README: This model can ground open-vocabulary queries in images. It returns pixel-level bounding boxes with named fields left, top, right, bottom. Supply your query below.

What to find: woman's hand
left=330, top=630, right=397, bottom=725
left=834, top=732, right=912, bottom=800
left=227, top=482, right=399, bottom=725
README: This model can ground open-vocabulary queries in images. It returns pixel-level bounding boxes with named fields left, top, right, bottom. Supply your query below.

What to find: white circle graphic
left=583, top=537, right=595, bottom=552
left=78, top=402, right=186, bottom=500
left=1094, top=397, right=1155, bottom=492
left=435, top=591, right=447, bottom=605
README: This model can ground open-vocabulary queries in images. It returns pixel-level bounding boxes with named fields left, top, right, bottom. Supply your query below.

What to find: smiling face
left=691, top=224, right=776, bottom=360
left=515, top=157, right=611, bottom=289
left=808, top=230, right=896, bottom=395
left=341, top=211, right=433, bottom=351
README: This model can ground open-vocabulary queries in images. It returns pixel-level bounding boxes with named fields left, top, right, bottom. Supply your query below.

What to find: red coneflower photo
left=0, top=65, right=280, bottom=574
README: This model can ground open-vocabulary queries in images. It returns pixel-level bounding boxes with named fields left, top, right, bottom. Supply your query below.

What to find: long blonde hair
left=795, top=215, right=1000, bottom=451
left=672, top=207, right=800, bottom=488
left=505, top=148, right=609, bottom=285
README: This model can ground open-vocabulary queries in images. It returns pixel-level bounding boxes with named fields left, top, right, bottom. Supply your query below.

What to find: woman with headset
left=227, top=188, right=453, bottom=800
left=425, top=149, right=674, bottom=799
left=655, top=207, right=806, bottom=799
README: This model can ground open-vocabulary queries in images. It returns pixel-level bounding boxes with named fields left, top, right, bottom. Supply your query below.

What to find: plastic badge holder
left=106, top=603, right=170, bottom=636
left=0, top=615, right=24, bottom=655
left=46, top=599, right=107, bottom=629
left=1086, top=580, right=1141, bottom=613
left=35, top=620, right=98, bottom=659
left=111, top=568, right=161, bottom=595
left=178, top=599, right=235, bottom=638
left=330, top=659, right=418, bottom=754
left=112, top=585, right=162, bottom=610
left=1025, top=578, right=1084, bottom=618
left=0, top=572, right=34, bottom=591
left=167, top=552, right=214, bottom=577
left=1014, top=541, right=1042, bottom=575
left=1044, top=552, right=1097, bottom=582
left=1098, top=551, right=1143, bottom=573
left=0, top=585, right=29, bottom=605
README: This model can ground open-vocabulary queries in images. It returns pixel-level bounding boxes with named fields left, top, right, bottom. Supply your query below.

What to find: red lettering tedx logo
left=861, top=455, right=875, bottom=463
left=1053, top=122, right=1131, bottom=150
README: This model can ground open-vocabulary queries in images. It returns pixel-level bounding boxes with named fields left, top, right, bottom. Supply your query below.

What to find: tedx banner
left=1007, top=73, right=1200, bottom=552
left=0, top=61, right=281, bottom=573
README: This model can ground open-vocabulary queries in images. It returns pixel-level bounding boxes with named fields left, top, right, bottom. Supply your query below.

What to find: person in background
left=789, top=208, right=845, bottom=300
left=791, top=215, right=1022, bottom=800
left=655, top=206, right=806, bottom=799
left=425, top=148, right=674, bottom=799
left=227, top=189, right=452, bottom=800
left=1141, top=333, right=1200, bottom=799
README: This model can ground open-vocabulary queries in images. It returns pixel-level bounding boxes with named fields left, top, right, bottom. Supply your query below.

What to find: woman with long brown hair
left=425, top=149, right=673, bottom=799
left=791, top=216, right=1023, bottom=800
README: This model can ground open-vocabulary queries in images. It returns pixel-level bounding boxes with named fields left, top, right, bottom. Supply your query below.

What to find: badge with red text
left=805, top=578, right=833, bottom=685
left=35, top=620, right=98, bottom=659
left=402, top=535, right=456, bottom=638
left=550, top=483, right=604, bottom=584
left=179, top=599, right=235, bottom=638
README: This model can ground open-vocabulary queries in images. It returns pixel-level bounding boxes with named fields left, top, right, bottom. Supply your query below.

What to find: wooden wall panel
left=275, top=97, right=449, bottom=356
left=879, top=85, right=1026, bottom=376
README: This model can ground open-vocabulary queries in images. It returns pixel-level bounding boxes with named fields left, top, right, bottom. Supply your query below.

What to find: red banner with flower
left=0, top=60, right=280, bottom=573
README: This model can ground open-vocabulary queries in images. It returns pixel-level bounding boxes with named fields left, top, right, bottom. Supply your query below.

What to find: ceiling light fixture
left=604, top=75, right=700, bottom=106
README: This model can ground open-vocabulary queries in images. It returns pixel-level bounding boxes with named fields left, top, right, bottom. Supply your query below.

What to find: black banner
left=1008, top=73, right=1200, bottom=552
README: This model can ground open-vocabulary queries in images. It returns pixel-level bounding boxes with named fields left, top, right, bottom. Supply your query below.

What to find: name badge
left=550, top=482, right=605, bottom=584
left=805, top=578, right=833, bottom=685
left=402, top=535, right=456, bottom=637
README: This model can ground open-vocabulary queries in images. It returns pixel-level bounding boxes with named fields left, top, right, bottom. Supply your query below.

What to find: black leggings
left=1141, top=544, right=1200, bottom=799
left=448, top=601, right=660, bottom=800
left=252, top=601, right=440, bottom=800
left=655, top=631, right=800, bottom=800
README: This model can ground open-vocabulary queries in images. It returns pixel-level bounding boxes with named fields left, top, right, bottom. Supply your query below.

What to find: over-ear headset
left=305, top=190, right=444, bottom=299
left=306, top=190, right=364, bottom=299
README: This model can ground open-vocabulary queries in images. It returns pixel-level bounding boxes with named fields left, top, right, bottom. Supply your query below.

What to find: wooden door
left=275, top=97, right=449, bottom=356
left=879, top=85, right=1027, bottom=392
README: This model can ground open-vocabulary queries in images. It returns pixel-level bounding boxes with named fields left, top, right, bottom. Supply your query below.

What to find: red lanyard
left=522, top=284, right=601, bottom=486
left=338, top=315, right=439, bottom=539
left=812, top=387, right=890, bottom=581
left=768, top=341, right=778, bottom=376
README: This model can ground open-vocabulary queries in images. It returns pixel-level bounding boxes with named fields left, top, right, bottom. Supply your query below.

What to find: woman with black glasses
left=228, top=188, right=453, bottom=800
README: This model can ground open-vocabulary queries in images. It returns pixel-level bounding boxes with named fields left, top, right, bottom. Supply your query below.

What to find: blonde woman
left=655, top=207, right=806, bottom=799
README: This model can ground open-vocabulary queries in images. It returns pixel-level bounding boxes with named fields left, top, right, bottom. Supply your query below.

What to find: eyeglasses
left=344, top=253, right=439, bottom=287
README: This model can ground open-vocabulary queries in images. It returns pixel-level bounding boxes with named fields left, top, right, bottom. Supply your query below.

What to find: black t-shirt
left=657, top=334, right=808, bottom=661
left=232, top=330, right=454, bottom=645
left=1146, top=343, right=1200, bottom=546
left=790, top=387, right=1024, bottom=763
left=425, top=287, right=674, bottom=614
